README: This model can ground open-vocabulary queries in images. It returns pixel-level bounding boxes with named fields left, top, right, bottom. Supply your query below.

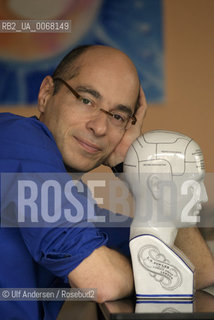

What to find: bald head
left=78, top=45, right=138, bottom=80
left=53, top=44, right=138, bottom=79
left=124, top=130, right=205, bottom=177
left=52, top=45, right=140, bottom=109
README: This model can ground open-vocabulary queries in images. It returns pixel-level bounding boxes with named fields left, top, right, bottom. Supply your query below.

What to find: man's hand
left=105, top=86, right=147, bottom=168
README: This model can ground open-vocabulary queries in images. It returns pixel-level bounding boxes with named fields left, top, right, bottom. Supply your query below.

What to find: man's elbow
left=68, top=246, right=134, bottom=303
left=69, top=276, right=133, bottom=304
left=94, top=281, right=134, bottom=303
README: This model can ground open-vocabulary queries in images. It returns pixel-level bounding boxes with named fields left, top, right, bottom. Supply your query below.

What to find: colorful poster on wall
left=0, top=0, right=164, bottom=106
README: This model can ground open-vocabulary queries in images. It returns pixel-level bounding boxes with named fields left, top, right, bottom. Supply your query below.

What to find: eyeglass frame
left=53, top=77, right=137, bottom=128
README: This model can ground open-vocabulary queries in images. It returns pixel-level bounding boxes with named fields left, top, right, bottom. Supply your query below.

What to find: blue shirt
left=0, top=113, right=130, bottom=319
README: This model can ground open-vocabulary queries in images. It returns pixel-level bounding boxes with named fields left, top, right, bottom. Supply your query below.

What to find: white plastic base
left=129, top=234, right=195, bottom=299
left=135, top=300, right=193, bottom=313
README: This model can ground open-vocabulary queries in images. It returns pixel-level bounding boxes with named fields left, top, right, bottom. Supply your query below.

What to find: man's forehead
left=74, top=47, right=138, bottom=80
left=70, top=62, right=138, bottom=104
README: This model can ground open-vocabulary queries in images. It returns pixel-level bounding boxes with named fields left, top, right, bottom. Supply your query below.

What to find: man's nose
left=86, top=112, right=108, bottom=136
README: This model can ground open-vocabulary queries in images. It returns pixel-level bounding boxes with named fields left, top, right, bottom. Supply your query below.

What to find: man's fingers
left=135, top=86, right=148, bottom=127
left=139, top=86, right=147, bottom=107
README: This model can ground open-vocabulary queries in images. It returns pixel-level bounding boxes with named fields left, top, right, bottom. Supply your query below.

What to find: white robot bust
left=124, top=130, right=208, bottom=300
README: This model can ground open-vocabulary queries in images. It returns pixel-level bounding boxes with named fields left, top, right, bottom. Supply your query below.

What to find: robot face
left=178, top=169, right=208, bottom=226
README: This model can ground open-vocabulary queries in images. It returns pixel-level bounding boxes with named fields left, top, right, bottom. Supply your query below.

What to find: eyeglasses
left=53, top=77, right=137, bottom=130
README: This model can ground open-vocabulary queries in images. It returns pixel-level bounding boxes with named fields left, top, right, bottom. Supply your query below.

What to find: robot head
left=124, top=130, right=208, bottom=228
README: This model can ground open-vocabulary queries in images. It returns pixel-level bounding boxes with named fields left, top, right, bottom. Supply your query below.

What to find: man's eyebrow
left=75, top=86, right=101, bottom=99
left=75, top=86, right=133, bottom=115
left=115, top=104, right=133, bottom=116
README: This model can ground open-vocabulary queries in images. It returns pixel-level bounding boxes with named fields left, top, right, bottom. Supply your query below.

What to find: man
left=38, top=44, right=146, bottom=299
left=0, top=45, right=213, bottom=320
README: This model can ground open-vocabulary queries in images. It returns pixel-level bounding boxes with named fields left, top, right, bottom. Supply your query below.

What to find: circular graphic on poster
left=0, top=0, right=164, bottom=104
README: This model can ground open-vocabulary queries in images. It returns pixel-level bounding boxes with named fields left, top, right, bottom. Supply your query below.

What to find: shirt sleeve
left=1, top=171, right=108, bottom=283
left=75, top=181, right=132, bottom=258
left=19, top=225, right=108, bottom=283
left=95, top=206, right=132, bottom=258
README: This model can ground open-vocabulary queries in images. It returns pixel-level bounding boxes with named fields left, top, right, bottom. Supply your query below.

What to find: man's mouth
left=74, top=136, right=101, bottom=154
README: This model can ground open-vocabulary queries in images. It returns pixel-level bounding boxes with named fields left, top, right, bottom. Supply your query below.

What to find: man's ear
left=38, top=76, right=55, bottom=113
left=147, top=174, right=160, bottom=200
